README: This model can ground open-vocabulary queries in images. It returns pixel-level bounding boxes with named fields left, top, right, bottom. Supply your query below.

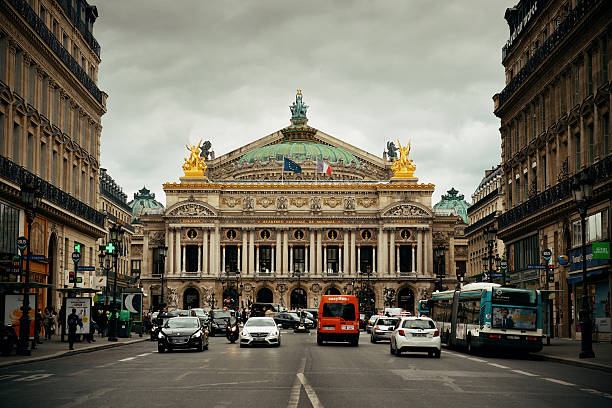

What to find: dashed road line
left=487, top=363, right=509, bottom=369
left=511, top=369, right=538, bottom=377
left=13, top=373, right=53, bottom=382
left=297, top=373, right=324, bottom=408
left=543, top=378, right=575, bottom=386
left=118, top=357, right=136, bottom=362
left=466, top=357, right=486, bottom=363
left=137, top=352, right=152, bottom=357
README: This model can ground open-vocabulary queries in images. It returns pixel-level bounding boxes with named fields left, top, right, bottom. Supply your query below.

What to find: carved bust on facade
left=344, top=197, right=356, bottom=211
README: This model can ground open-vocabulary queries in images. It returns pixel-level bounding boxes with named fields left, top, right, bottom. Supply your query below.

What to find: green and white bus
left=429, top=282, right=543, bottom=353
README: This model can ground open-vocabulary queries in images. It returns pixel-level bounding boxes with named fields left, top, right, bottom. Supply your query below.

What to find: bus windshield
left=492, top=289, right=537, bottom=307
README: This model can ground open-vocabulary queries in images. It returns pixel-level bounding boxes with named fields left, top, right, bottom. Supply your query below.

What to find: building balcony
left=0, top=155, right=105, bottom=228
left=497, top=0, right=598, bottom=110
left=465, top=212, right=497, bottom=236
left=398, top=271, right=417, bottom=278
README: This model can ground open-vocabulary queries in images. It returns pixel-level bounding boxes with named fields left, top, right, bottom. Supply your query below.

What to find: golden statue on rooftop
left=391, top=140, right=417, bottom=179
left=182, top=139, right=207, bottom=178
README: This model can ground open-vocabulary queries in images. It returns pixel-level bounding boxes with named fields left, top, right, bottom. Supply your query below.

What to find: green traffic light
left=74, top=243, right=81, bottom=253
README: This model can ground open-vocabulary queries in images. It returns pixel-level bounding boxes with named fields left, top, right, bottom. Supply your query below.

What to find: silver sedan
left=240, top=317, right=281, bottom=347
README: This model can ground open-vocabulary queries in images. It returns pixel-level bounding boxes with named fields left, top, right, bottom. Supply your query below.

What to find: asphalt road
left=0, top=331, right=611, bottom=408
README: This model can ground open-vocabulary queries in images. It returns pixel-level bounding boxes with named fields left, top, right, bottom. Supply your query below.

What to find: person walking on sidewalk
left=43, top=308, right=53, bottom=340
left=67, top=308, right=82, bottom=350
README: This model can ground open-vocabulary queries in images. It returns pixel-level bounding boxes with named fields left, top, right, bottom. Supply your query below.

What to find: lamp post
left=107, top=224, right=124, bottom=342
left=571, top=172, right=595, bottom=359
left=157, top=246, right=168, bottom=312
left=98, top=247, right=111, bottom=320
left=484, top=227, right=497, bottom=283
left=434, top=247, right=445, bottom=291
left=17, top=181, right=41, bottom=356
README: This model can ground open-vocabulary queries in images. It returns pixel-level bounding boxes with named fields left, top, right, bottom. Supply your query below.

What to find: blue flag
left=283, top=157, right=302, bottom=173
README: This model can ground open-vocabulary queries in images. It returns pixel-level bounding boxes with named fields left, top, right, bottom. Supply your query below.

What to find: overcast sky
left=95, top=0, right=510, bottom=207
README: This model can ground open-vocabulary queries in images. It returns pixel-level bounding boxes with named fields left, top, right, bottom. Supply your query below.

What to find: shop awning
left=567, top=267, right=607, bottom=284
left=93, top=294, right=121, bottom=304
left=0, top=282, right=53, bottom=293
left=56, top=288, right=101, bottom=294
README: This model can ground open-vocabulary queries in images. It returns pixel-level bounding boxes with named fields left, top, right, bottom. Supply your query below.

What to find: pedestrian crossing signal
left=69, top=271, right=75, bottom=283
left=74, top=243, right=81, bottom=253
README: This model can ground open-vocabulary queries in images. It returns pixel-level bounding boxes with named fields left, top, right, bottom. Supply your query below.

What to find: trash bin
left=119, top=310, right=132, bottom=338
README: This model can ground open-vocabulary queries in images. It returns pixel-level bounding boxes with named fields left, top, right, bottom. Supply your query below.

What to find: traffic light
left=69, top=271, right=75, bottom=283
left=74, top=243, right=81, bottom=253
left=547, top=264, right=555, bottom=283
left=505, top=272, right=511, bottom=284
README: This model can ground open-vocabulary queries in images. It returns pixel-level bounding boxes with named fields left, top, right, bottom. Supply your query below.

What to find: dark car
left=274, top=312, right=314, bottom=329
left=190, top=308, right=209, bottom=327
left=303, top=308, right=319, bottom=324
left=151, top=311, right=179, bottom=340
left=208, top=309, right=234, bottom=336
left=157, top=317, right=208, bottom=353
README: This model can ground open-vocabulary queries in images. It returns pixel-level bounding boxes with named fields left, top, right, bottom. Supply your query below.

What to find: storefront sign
left=592, top=242, right=610, bottom=260
left=569, top=245, right=610, bottom=272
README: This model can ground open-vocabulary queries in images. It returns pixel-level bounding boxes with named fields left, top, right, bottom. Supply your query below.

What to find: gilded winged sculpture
left=182, top=139, right=207, bottom=177
left=391, top=140, right=416, bottom=179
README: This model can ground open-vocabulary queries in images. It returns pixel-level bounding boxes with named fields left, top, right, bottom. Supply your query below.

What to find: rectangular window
left=573, top=63, right=580, bottom=105
left=516, top=178, right=521, bottom=203
left=81, top=56, right=85, bottom=69
left=39, top=6, right=46, bottom=25
left=531, top=102, right=537, bottom=139
left=0, top=36, right=6, bottom=83
left=26, top=133, right=33, bottom=170
left=510, top=234, right=539, bottom=272
left=523, top=112, right=528, bottom=145
left=0, top=112, right=3, bottom=156
left=41, top=76, right=48, bottom=116
left=587, top=51, right=593, bottom=94
left=0, top=201, right=20, bottom=255
left=40, top=143, right=46, bottom=179
left=575, top=133, right=581, bottom=171
left=81, top=171, right=85, bottom=201
left=72, top=165, right=77, bottom=196
left=541, top=95, right=546, bottom=132
left=524, top=173, right=528, bottom=199
left=62, top=158, right=68, bottom=190
left=604, top=114, right=610, bottom=157
left=28, top=63, right=35, bottom=105
left=507, top=131, right=512, bottom=159
left=602, top=37, right=608, bottom=83
left=63, top=98, right=69, bottom=133
left=90, top=123, right=95, bottom=153
left=542, top=155, right=547, bottom=188
left=52, top=150, right=57, bottom=185
left=53, top=19, right=58, bottom=37
left=572, top=209, right=610, bottom=246
left=62, top=33, right=68, bottom=49
left=12, top=123, right=20, bottom=163
left=515, top=120, right=519, bottom=151
left=89, top=176, right=94, bottom=206
left=14, top=49, right=22, bottom=93
left=73, top=108, right=78, bottom=142
left=53, top=87, right=59, bottom=125
left=81, top=117, right=86, bottom=148
left=588, top=124, right=594, bottom=165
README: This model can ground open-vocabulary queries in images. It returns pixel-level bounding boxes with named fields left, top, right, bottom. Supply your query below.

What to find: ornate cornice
left=163, top=181, right=435, bottom=191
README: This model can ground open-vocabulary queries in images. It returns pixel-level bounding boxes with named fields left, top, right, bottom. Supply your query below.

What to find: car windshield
left=322, top=303, right=356, bottom=321
left=165, top=318, right=199, bottom=329
left=245, top=319, right=276, bottom=327
left=213, top=311, right=232, bottom=319
left=289, top=313, right=300, bottom=319
left=376, top=318, right=398, bottom=326
left=402, top=319, right=435, bottom=329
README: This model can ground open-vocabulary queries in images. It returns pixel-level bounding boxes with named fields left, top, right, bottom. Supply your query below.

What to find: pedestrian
left=59, top=307, right=66, bottom=342
left=51, top=309, right=58, bottom=338
left=43, top=308, right=53, bottom=340
left=34, top=310, right=43, bottom=346
left=67, top=308, right=82, bottom=350
left=241, top=308, right=247, bottom=324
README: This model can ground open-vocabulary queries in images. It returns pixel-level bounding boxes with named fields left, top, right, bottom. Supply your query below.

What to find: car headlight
left=158, top=331, right=164, bottom=339
left=241, top=331, right=250, bottom=337
left=192, top=331, right=201, bottom=338
left=268, top=331, right=278, bottom=337
left=212, top=322, right=218, bottom=327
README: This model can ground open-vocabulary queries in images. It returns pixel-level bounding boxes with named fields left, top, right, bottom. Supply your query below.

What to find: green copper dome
left=127, top=187, right=164, bottom=220
left=433, top=188, right=470, bottom=223
left=238, top=142, right=360, bottom=166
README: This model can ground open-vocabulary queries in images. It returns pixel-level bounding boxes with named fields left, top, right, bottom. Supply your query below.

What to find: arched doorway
left=290, top=288, right=307, bottom=309
left=256, top=287, right=273, bottom=303
left=357, top=287, right=376, bottom=314
left=397, top=287, right=415, bottom=315
left=324, top=287, right=340, bottom=295
left=47, top=233, right=57, bottom=310
left=183, top=287, right=200, bottom=309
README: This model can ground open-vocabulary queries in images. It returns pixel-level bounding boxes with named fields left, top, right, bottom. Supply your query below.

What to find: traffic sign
left=489, top=273, right=503, bottom=278
left=77, top=266, right=96, bottom=271
left=500, top=260, right=508, bottom=270
left=527, top=264, right=547, bottom=269
left=17, top=236, right=28, bottom=252
left=21, top=254, right=47, bottom=261
left=542, top=248, right=552, bottom=261
left=71, top=251, right=81, bottom=263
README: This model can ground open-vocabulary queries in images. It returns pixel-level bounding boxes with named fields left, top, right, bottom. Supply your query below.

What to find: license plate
left=412, top=333, right=426, bottom=337
left=323, top=326, right=335, bottom=330
left=171, top=337, right=188, bottom=343
left=341, top=325, right=354, bottom=330
left=507, top=335, right=520, bottom=340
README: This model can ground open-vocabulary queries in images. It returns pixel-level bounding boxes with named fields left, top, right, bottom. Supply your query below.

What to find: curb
left=0, top=338, right=149, bottom=368
left=534, top=354, right=612, bottom=374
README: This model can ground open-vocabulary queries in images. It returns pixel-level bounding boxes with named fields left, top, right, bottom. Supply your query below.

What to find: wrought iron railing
left=498, top=155, right=611, bottom=229
left=0, top=155, right=105, bottom=228
left=465, top=212, right=497, bottom=235
left=58, top=0, right=101, bottom=57
left=5, top=0, right=103, bottom=103
left=467, top=188, right=498, bottom=215
left=497, top=0, right=598, bottom=108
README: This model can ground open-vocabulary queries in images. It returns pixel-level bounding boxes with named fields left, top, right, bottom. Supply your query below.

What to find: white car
left=240, top=317, right=281, bottom=347
left=370, top=316, right=399, bottom=343
left=389, top=316, right=441, bottom=358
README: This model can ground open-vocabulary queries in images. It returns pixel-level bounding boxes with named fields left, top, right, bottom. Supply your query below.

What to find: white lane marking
left=13, top=373, right=53, bottom=382
left=543, top=378, right=575, bottom=386
left=118, top=357, right=136, bottom=362
left=466, top=357, right=486, bottom=362
left=287, top=375, right=301, bottom=408
left=297, top=373, right=324, bottom=408
left=0, top=374, right=19, bottom=380
left=137, top=352, right=152, bottom=357
left=175, top=371, right=192, bottom=381
left=581, top=388, right=603, bottom=395
left=488, top=363, right=510, bottom=369
left=511, top=369, right=538, bottom=377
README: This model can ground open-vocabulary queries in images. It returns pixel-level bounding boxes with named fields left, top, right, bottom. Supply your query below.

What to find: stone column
left=256, top=244, right=260, bottom=273
left=305, top=245, right=309, bottom=274
left=350, top=230, right=356, bottom=276
left=203, top=229, right=209, bottom=276
left=242, top=229, right=248, bottom=274
left=282, top=229, right=289, bottom=275
left=175, top=229, right=181, bottom=276
left=411, top=244, right=416, bottom=272
left=276, top=229, right=282, bottom=274
left=343, top=230, right=349, bottom=275
left=237, top=246, right=241, bottom=273
left=339, top=246, right=343, bottom=274
left=249, top=229, right=255, bottom=275
left=425, top=228, right=432, bottom=276
left=271, top=246, right=275, bottom=273
left=197, top=244, right=202, bottom=275
left=389, top=230, right=395, bottom=276
left=417, top=229, right=423, bottom=274
left=377, top=228, right=383, bottom=274
left=310, top=230, right=315, bottom=275
left=395, top=245, right=399, bottom=274
left=323, top=244, right=327, bottom=274
left=357, top=245, right=361, bottom=274
left=373, top=246, right=377, bottom=274
left=221, top=244, right=226, bottom=273
left=289, top=245, right=293, bottom=274
left=213, top=226, right=220, bottom=276
left=168, top=228, right=174, bottom=274
left=181, top=244, right=186, bottom=274
left=143, top=231, right=149, bottom=277
left=316, top=230, right=322, bottom=275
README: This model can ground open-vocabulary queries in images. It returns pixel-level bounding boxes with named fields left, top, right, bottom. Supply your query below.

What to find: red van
left=317, top=295, right=360, bottom=346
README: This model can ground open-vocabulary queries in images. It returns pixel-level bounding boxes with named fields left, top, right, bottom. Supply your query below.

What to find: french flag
left=316, top=159, right=333, bottom=176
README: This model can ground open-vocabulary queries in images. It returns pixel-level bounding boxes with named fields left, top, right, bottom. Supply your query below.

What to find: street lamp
left=17, top=181, right=41, bottom=356
left=98, top=246, right=111, bottom=317
left=107, top=224, right=124, bottom=342
left=484, top=227, right=497, bottom=283
left=434, top=247, right=445, bottom=291
left=571, top=171, right=595, bottom=359
left=158, top=246, right=168, bottom=312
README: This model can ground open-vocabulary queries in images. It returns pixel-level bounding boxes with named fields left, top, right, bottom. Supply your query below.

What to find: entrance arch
left=324, top=287, right=340, bottom=295
left=357, top=287, right=376, bottom=314
left=47, top=233, right=57, bottom=310
left=183, top=287, right=200, bottom=309
left=397, top=287, right=415, bottom=315
left=290, top=288, right=307, bottom=309
left=256, top=287, right=273, bottom=303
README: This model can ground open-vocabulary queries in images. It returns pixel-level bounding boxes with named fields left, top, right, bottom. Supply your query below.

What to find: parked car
left=157, top=317, right=208, bottom=353
left=290, top=311, right=316, bottom=329
left=366, top=315, right=378, bottom=334
left=389, top=316, right=441, bottom=358
left=250, top=303, right=282, bottom=317
left=239, top=317, right=281, bottom=347
left=370, top=316, right=399, bottom=343
left=208, top=309, right=235, bottom=336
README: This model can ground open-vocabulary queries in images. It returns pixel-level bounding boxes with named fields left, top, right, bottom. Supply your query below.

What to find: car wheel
left=390, top=342, right=395, bottom=355
left=435, top=349, right=441, bottom=359
left=428, top=351, right=434, bottom=358
left=317, top=336, right=323, bottom=346
left=370, top=336, right=376, bottom=344
left=350, top=337, right=359, bottom=347
left=197, top=341, right=204, bottom=352
left=157, top=344, right=165, bottom=353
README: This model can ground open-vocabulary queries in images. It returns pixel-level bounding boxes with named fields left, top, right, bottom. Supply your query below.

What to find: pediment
left=165, top=200, right=217, bottom=217
left=381, top=201, right=432, bottom=218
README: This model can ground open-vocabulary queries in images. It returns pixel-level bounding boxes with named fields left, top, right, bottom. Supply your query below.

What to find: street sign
left=527, top=264, right=547, bottom=269
left=489, top=273, right=503, bottom=278
left=77, top=266, right=96, bottom=271
left=542, top=248, right=552, bottom=261
left=16, top=236, right=28, bottom=252
left=22, top=254, right=47, bottom=261
left=71, top=251, right=81, bottom=263
left=500, top=260, right=508, bottom=270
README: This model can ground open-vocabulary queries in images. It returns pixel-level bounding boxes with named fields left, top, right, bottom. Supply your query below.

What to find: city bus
left=428, top=282, right=543, bottom=353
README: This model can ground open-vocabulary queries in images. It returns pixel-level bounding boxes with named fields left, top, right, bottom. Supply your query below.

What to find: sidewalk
left=537, top=338, right=612, bottom=373
left=0, top=333, right=149, bottom=368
